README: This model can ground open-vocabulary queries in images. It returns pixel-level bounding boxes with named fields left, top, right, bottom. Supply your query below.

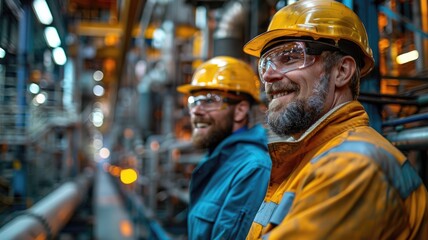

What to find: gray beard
left=267, top=74, right=330, bottom=137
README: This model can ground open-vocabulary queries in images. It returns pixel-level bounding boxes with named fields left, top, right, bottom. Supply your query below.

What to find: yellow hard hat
left=243, top=0, right=374, bottom=76
left=177, top=56, right=261, bottom=102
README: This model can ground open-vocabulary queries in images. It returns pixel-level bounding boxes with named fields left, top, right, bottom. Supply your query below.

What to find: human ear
left=334, top=56, right=356, bottom=88
left=234, top=101, right=250, bottom=122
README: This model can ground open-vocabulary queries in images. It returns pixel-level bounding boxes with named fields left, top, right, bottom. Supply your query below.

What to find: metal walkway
left=94, top=168, right=137, bottom=240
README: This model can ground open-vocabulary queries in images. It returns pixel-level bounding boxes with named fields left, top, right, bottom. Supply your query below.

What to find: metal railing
left=0, top=169, right=94, bottom=239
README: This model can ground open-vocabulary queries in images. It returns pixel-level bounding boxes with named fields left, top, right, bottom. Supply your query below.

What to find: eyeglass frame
left=187, top=92, right=243, bottom=113
left=258, top=40, right=341, bottom=83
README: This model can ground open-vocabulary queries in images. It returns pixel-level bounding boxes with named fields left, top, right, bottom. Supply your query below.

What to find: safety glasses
left=187, top=93, right=241, bottom=113
left=258, top=41, right=339, bottom=83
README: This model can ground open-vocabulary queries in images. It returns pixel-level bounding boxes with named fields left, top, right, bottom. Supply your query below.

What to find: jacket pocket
left=189, top=201, right=220, bottom=239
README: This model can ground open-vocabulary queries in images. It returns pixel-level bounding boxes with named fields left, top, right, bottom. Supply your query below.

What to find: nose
left=262, top=64, right=283, bottom=84
left=189, top=104, right=205, bottom=115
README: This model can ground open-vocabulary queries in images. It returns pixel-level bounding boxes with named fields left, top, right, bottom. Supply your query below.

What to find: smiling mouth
left=267, top=90, right=294, bottom=101
left=272, top=91, right=292, bottom=99
left=194, top=122, right=210, bottom=129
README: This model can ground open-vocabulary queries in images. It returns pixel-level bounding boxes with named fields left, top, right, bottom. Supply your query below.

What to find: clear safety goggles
left=258, top=41, right=337, bottom=83
left=187, top=93, right=241, bottom=113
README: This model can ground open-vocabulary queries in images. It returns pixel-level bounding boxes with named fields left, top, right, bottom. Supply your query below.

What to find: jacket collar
left=207, top=123, right=267, bottom=159
left=190, top=124, right=268, bottom=199
left=266, top=101, right=370, bottom=180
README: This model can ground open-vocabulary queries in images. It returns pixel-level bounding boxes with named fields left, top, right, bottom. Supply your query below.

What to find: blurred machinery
left=0, top=0, right=427, bottom=239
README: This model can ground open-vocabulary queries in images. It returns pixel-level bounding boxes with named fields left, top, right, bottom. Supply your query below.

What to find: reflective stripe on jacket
left=246, top=101, right=428, bottom=240
left=188, top=124, right=272, bottom=240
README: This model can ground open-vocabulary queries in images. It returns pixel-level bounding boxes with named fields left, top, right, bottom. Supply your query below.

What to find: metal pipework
left=386, top=126, right=428, bottom=150
left=382, top=113, right=428, bottom=127
left=0, top=169, right=94, bottom=240
left=213, top=0, right=245, bottom=58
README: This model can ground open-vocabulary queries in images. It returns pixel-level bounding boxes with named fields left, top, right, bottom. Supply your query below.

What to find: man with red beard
left=177, top=56, right=271, bottom=240
left=243, top=0, right=428, bottom=239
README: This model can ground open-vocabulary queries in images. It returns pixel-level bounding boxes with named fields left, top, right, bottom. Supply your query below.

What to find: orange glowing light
left=110, top=165, right=121, bottom=177
left=103, top=58, right=116, bottom=73
left=150, top=141, right=160, bottom=151
left=120, top=220, right=133, bottom=237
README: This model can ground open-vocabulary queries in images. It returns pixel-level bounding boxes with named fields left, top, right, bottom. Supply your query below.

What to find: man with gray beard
left=266, top=74, right=329, bottom=136
left=243, top=0, right=428, bottom=239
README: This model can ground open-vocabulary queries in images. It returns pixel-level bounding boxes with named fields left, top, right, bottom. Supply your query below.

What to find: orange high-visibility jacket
left=247, top=101, right=428, bottom=240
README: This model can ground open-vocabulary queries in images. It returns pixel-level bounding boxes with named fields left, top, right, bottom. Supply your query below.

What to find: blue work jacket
left=188, top=124, right=272, bottom=240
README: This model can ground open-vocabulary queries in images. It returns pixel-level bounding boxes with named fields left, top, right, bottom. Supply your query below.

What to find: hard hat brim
left=177, top=84, right=240, bottom=95
left=176, top=84, right=260, bottom=102
left=244, top=29, right=311, bottom=57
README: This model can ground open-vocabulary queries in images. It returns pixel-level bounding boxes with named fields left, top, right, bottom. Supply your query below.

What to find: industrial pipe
left=213, top=0, right=245, bottom=58
left=0, top=169, right=94, bottom=240
left=382, top=113, right=428, bottom=127
left=358, top=93, right=428, bottom=107
left=386, top=126, right=428, bottom=150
